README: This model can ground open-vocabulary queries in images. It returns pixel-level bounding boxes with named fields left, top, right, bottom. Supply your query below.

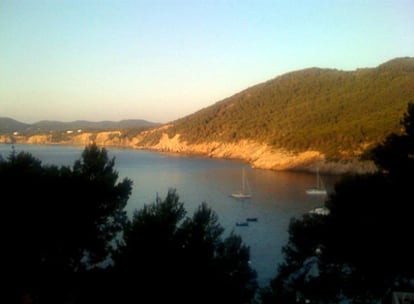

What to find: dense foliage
left=146, top=57, right=414, bottom=158
left=1, top=144, right=132, bottom=277
left=261, top=102, right=414, bottom=303
left=111, top=190, right=258, bottom=303
left=1, top=144, right=257, bottom=303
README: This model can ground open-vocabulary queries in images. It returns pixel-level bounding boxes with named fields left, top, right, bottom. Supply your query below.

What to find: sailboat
left=306, top=168, right=327, bottom=195
left=231, top=168, right=252, bottom=199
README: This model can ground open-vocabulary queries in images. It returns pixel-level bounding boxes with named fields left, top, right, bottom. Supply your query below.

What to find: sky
left=1, top=0, right=413, bottom=123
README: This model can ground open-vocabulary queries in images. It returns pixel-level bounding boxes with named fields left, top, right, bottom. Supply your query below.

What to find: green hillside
left=150, top=57, right=414, bottom=159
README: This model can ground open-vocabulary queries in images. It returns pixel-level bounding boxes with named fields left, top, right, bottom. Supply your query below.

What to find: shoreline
left=0, top=133, right=376, bottom=175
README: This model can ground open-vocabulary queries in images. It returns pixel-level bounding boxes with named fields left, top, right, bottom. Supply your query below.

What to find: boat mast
left=316, top=168, right=320, bottom=189
left=242, top=168, right=246, bottom=193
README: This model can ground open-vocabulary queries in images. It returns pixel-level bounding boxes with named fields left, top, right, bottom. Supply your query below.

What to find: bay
left=0, top=143, right=339, bottom=287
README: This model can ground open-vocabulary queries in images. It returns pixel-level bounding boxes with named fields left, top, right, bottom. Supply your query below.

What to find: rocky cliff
left=0, top=130, right=375, bottom=174
left=1, top=131, right=140, bottom=149
left=136, top=131, right=376, bottom=174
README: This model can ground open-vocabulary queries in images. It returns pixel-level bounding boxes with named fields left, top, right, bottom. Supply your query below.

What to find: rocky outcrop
left=0, top=131, right=376, bottom=174
left=3, top=131, right=138, bottom=148
left=137, top=133, right=376, bottom=175
left=26, top=135, right=53, bottom=144
left=0, top=135, right=14, bottom=144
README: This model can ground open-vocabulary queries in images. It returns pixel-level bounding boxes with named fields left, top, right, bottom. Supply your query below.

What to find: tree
left=114, top=189, right=186, bottom=288
left=370, top=101, right=414, bottom=179
left=261, top=102, right=414, bottom=303
left=1, top=143, right=132, bottom=302
left=112, top=190, right=257, bottom=303
left=71, top=143, right=132, bottom=266
left=2, top=144, right=257, bottom=303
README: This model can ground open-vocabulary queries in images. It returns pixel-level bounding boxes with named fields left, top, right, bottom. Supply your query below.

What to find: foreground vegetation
left=1, top=144, right=256, bottom=303
left=261, top=102, right=414, bottom=303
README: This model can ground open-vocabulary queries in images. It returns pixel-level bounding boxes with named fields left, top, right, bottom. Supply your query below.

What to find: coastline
left=0, top=132, right=376, bottom=175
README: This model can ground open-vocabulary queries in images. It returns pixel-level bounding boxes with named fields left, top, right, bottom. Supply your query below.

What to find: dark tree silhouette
left=71, top=143, right=132, bottom=266
left=261, top=102, right=414, bottom=303
left=1, top=143, right=132, bottom=303
left=112, top=189, right=258, bottom=304
left=371, top=101, right=414, bottom=180
left=1, top=145, right=257, bottom=303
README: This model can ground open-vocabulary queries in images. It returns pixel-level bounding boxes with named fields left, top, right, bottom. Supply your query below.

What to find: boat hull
left=231, top=193, right=252, bottom=199
left=236, top=222, right=249, bottom=227
left=305, top=188, right=327, bottom=195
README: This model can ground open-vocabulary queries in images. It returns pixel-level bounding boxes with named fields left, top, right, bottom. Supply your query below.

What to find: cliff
left=1, top=131, right=139, bottom=149
left=136, top=130, right=376, bottom=174
left=0, top=130, right=375, bottom=174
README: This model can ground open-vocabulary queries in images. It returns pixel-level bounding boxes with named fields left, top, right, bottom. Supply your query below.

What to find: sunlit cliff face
left=1, top=131, right=375, bottom=175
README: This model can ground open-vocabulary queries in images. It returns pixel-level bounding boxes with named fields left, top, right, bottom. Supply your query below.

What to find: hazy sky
left=1, top=0, right=413, bottom=123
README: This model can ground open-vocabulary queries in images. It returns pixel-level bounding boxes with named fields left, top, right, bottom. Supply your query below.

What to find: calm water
left=0, top=144, right=339, bottom=286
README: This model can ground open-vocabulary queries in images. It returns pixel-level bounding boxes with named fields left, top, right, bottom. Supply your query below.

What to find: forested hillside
left=150, top=57, right=414, bottom=159
left=2, top=58, right=414, bottom=172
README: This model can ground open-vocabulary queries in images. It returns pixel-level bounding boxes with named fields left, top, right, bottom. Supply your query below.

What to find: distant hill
left=0, top=118, right=160, bottom=135
left=30, top=119, right=159, bottom=132
left=142, top=57, right=414, bottom=159
left=0, top=118, right=30, bottom=133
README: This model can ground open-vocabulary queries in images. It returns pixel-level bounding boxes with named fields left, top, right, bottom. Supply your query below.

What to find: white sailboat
left=231, top=168, right=252, bottom=199
left=306, top=168, right=327, bottom=195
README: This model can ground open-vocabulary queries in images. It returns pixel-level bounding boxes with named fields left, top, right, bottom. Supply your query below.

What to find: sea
left=0, top=143, right=339, bottom=287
